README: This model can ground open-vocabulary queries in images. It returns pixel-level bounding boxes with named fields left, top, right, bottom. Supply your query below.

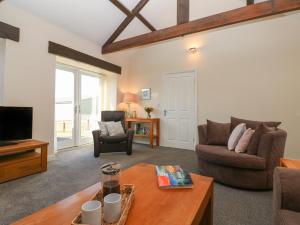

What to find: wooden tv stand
left=0, top=140, right=49, bottom=183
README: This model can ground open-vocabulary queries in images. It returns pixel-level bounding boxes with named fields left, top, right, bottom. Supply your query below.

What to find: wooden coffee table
left=280, top=158, right=300, bottom=169
left=12, top=163, right=214, bottom=225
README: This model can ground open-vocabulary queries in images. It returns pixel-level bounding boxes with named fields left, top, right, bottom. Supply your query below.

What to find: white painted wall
left=0, top=38, right=5, bottom=105
left=0, top=3, right=125, bottom=157
left=120, top=13, right=300, bottom=158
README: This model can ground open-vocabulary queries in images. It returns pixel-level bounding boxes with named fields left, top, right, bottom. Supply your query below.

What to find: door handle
left=164, top=110, right=167, bottom=116
left=74, top=105, right=81, bottom=114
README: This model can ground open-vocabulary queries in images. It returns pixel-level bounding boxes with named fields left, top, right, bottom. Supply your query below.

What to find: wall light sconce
left=188, top=47, right=199, bottom=54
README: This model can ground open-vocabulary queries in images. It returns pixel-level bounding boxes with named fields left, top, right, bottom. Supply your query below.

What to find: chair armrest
left=92, top=130, right=101, bottom=141
left=126, top=128, right=134, bottom=155
left=92, top=130, right=102, bottom=157
left=127, top=128, right=134, bottom=142
left=257, top=129, right=287, bottom=168
left=198, top=124, right=207, bottom=145
left=274, top=167, right=300, bottom=213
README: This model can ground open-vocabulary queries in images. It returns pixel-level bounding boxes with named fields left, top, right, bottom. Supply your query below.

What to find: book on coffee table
left=155, top=165, right=193, bottom=189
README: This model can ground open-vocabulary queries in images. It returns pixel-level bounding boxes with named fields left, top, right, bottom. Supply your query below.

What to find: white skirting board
left=48, top=154, right=56, bottom=161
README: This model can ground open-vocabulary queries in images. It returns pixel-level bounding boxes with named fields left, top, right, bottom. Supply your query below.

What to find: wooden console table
left=126, top=118, right=160, bottom=148
left=0, top=140, right=49, bottom=183
left=280, top=158, right=300, bottom=169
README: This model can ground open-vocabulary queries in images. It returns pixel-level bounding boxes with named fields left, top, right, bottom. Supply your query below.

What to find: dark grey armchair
left=273, top=167, right=300, bottom=225
left=92, top=111, right=134, bottom=157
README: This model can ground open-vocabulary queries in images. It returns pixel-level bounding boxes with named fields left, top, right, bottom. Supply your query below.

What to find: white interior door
left=161, top=71, right=197, bottom=150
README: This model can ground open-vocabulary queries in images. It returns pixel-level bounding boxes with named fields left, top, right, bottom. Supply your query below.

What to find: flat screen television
left=0, top=106, right=33, bottom=146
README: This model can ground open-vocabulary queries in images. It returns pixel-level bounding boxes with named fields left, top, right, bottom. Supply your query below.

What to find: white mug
left=81, top=200, right=102, bottom=225
left=103, top=193, right=122, bottom=223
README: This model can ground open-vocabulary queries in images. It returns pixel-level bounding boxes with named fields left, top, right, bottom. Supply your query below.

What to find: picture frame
left=141, top=88, right=151, bottom=100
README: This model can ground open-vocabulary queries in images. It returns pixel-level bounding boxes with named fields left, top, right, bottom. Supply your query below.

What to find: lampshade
left=123, top=93, right=137, bottom=103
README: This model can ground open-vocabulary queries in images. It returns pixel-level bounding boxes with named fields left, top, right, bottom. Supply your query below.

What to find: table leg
left=200, top=196, right=213, bottom=225
left=41, top=145, right=48, bottom=172
left=156, top=120, right=160, bottom=146
left=150, top=122, right=154, bottom=149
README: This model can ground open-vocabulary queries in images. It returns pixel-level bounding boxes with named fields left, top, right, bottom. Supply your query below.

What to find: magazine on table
left=155, top=165, right=193, bottom=189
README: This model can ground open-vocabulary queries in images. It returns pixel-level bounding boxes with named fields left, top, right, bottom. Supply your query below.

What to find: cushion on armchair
left=98, top=121, right=114, bottom=136
left=100, top=134, right=128, bottom=143
left=98, top=121, right=125, bottom=136
left=106, top=121, right=125, bottom=136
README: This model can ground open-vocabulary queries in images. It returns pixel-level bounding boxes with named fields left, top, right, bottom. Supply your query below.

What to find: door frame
left=55, top=64, right=77, bottom=149
left=161, top=69, right=198, bottom=151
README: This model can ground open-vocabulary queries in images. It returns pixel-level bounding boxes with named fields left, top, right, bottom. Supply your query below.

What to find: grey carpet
left=0, top=144, right=272, bottom=225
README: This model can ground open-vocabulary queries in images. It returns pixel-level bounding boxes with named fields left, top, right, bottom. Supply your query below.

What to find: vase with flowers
left=144, top=106, right=154, bottom=118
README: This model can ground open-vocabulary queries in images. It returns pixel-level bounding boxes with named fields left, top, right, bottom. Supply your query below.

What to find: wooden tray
left=72, top=184, right=134, bottom=225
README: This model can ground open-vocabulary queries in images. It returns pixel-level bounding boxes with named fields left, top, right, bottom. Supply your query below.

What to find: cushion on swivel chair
left=196, top=144, right=266, bottom=170
left=231, top=116, right=281, bottom=131
left=206, top=120, right=231, bottom=145
left=228, top=123, right=246, bottom=151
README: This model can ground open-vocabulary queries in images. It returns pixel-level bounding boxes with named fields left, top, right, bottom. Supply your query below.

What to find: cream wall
left=0, top=38, right=5, bottom=105
left=120, top=13, right=300, bottom=158
left=1, top=2, right=299, bottom=158
left=0, top=3, right=126, bottom=157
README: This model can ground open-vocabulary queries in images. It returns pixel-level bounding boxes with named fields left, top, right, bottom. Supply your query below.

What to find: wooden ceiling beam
left=109, top=0, right=131, bottom=16
left=136, top=14, right=156, bottom=32
left=177, top=0, right=189, bottom=24
left=247, top=0, right=254, bottom=5
left=104, top=0, right=150, bottom=46
left=0, top=21, right=20, bottom=42
left=102, top=0, right=300, bottom=54
left=109, top=0, right=155, bottom=31
left=49, top=42, right=121, bottom=74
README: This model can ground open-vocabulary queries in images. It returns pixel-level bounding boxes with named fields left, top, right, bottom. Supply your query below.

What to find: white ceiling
left=7, top=0, right=297, bottom=46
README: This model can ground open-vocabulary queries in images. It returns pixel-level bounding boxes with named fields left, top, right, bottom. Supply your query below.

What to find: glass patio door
left=55, top=65, right=102, bottom=150
left=80, top=73, right=102, bottom=145
left=55, top=67, right=76, bottom=149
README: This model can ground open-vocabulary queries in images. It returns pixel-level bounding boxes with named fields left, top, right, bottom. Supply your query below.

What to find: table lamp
left=123, top=93, right=137, bottom=118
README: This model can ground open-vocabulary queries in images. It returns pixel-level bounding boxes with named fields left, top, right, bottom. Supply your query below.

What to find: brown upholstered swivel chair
left=92, top=111, right=134, bottom=157
left=196, top=122, right=287, bottom=190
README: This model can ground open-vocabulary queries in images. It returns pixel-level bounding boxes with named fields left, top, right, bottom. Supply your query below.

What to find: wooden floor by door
left=161, top=71, right=197, bottom=150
